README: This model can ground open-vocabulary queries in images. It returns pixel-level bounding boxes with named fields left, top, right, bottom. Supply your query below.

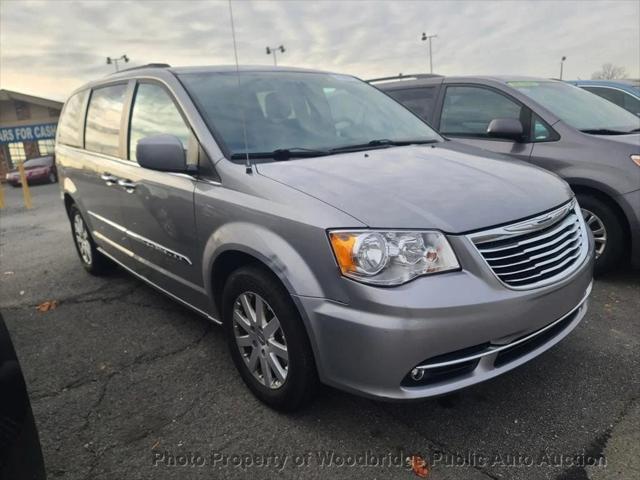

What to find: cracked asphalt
left=0, top=183, right=638, bottom=480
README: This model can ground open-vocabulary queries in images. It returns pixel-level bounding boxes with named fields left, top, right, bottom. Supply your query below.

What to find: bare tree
left=591, top=63, right=628, bottom=80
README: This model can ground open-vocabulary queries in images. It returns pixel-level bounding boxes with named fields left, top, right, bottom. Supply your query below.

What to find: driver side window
left=441, top=86, right=523, bottom=138
left=129, top=83, right=191, bottom=161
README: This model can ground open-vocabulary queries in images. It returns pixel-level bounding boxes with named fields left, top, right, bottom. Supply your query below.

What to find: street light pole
left=266, top=45, right=285, bottom=66
left=560, top=56, right=567, bottom=80
left=106, top=54, right=130, bottom=72
left=421, top=33, right=438, bottom=74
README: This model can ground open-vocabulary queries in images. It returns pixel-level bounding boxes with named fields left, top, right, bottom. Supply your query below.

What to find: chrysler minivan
left=56, top=65, right=594, bottom=410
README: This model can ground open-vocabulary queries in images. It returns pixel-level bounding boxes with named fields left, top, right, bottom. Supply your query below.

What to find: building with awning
left=0, top=89, right=62, bottom=180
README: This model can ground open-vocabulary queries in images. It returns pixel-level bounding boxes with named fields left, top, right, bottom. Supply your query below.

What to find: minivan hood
left=257, top=142, right=573, bottom=233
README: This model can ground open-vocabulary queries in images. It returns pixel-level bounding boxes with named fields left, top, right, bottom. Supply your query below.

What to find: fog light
left=410, top=368, right=425, bottom=381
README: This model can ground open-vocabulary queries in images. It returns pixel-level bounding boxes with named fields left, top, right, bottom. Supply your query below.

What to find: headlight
left=328, top=230, right=460, bottom=286
left=631, top=154, right=640, bottom=167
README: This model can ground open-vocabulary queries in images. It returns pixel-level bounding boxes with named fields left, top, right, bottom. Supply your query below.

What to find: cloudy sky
left=1, top=0, right=638, bottom=101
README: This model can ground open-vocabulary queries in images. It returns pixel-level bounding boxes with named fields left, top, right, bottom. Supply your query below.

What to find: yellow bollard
left=17, top=160, right=33, bottom=209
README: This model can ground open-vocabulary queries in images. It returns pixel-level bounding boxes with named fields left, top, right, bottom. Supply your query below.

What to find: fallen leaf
left=408, top=455, right=430, bottom=478
left=151, top=440, right=160, bottom=450
left=36, top=300, right=59, bottom=312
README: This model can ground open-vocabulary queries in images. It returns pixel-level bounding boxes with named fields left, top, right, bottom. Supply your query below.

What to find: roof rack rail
left=367, top=73, right=443, bottom=84
left=110, top=63, right=171, bottom=75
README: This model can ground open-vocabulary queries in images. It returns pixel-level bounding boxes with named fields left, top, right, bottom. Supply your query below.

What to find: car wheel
left=69, top=205, right=112, bottom=275
left=577, top=194, right=625, bottom=275
left=222, top=265, right=318, bottom=411
left=49, top=171, right=57, bottom=183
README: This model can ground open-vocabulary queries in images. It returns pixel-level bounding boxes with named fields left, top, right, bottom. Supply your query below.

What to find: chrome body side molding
left=88, top=210, right=192, bottom=265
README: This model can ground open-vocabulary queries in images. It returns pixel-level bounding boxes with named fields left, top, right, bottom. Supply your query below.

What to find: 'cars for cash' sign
left=0, top=123, right=58, bottom=144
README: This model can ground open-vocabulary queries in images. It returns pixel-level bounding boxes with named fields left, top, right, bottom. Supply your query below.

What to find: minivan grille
left=469, top=201, right=588, bottom=289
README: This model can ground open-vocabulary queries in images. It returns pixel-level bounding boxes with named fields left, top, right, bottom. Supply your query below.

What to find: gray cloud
left=1, top=0, right=638, bottom=100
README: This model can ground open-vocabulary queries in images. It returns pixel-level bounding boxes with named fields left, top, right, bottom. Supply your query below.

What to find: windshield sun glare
left=179, top=71, right=441, bottom=159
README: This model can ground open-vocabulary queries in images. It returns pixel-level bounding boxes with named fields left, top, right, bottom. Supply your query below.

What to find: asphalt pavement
left=0, top=183, right=638, bottom=480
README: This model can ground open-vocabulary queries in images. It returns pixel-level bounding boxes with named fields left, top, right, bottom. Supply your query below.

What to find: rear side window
left=582, top=86, right=624, bottom=105
left=85, top=84, right=127, bottom=157
left=128, top=83, right=191, bottom=161
left=582, top=87, right=640, bottom=116
left=57, top=90, right=88, bottom=147
left=386, top=87, right=435, bottom=122
left=441, top=86, right=523, bottom=137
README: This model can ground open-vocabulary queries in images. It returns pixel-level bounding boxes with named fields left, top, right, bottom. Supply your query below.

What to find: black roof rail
left=110, top=63, right=171, bottom=75
left=367, top=73, right=443, bottom=84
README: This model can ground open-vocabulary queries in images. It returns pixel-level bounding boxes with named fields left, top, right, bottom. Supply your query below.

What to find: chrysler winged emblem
left=504, top=200, right=574, bottom=233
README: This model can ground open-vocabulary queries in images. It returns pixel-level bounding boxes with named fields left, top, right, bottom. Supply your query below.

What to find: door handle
left=100, top=173, right=118, bottom=185
left=117, top=179, right=137, bottom=192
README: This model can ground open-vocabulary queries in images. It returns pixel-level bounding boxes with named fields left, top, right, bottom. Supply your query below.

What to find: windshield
left=509, top=81, right=640, bottom=133
left=179, top=71, right=441, bottom=159
left=23, top=157, right=52, bottom=168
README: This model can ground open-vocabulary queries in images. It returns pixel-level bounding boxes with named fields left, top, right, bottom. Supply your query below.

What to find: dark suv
left=373, top=74, right=640, bottom=273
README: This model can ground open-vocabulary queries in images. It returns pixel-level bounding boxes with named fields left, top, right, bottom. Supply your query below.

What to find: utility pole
left=560, top=56, right=567, bottom=80
left=106, top=54, right=129, bottom=72
left=421, top=33, right=438, bottom=74
left=266, top=45, right=285, bottom=66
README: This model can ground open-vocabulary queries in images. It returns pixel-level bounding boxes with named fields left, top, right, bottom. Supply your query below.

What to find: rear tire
left=69, top=204, right=112, bottom=275
left=49, top=171, right=57, bottom=183
left=222, top=264, right=318, bottom=411
left=577, top=194, right=625, bottom=275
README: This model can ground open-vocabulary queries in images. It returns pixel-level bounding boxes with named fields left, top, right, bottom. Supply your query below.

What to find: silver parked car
left=56, top=65, right=594, bottom=410
left=375, top=75, right=640, bottom=274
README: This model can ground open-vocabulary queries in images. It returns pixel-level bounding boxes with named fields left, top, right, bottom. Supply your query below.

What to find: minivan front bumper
left=295, top=235, right=594, bottom=401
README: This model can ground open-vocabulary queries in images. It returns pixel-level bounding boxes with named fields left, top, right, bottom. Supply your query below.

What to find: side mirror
left=486, top=118, right=523, bottom=141
left=136, top=134, right=188, bottom=172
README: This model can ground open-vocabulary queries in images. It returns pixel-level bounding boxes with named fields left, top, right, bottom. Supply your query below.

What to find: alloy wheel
left=73, top=213, right=92, bottom=265
left=232, top=292, right=289, bottom=389
left=582, top=208, right=607, bottom=258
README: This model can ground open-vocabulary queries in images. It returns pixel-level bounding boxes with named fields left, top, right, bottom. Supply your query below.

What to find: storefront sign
left=0, top=123, right=58, bottom=144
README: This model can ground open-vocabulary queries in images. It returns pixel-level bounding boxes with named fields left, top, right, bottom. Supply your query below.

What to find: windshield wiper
left=580, top=128, right=630, bottom=135
left=330, top=139, right=438, bottom=153
left=230, top=147, right=331, bottom=161
left=229, top=139, right=440, bottom=161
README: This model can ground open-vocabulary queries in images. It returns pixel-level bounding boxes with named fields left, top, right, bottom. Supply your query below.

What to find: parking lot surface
left=0, top=183, right=638, bottom=480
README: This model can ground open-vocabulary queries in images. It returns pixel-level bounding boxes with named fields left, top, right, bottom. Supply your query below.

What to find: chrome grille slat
left=478, top=216, right=578, bottom=253
left=468, top=201, right=589, bottom=290
left=483, top=227, right=579, bottom=261
left=503, top=251, right=583, bottom=284
left=490, top=233, right=581, bottom=269
left=502, top=247, right=580, bottom=282
left=493, top=243, right=581, bottom=276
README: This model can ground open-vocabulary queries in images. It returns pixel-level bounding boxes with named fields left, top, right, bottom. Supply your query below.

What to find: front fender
left=202, top=221, right=328, bottom=301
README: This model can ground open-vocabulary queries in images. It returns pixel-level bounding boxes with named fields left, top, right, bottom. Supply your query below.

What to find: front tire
left=222, top=265, right=318, bottom=411
left=69, top=205, right=112, bottom=275
left=577, top=194, right=625, bottom=275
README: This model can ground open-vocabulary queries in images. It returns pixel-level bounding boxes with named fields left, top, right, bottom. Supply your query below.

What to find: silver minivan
left=56, top=65, right=594, bottom=410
